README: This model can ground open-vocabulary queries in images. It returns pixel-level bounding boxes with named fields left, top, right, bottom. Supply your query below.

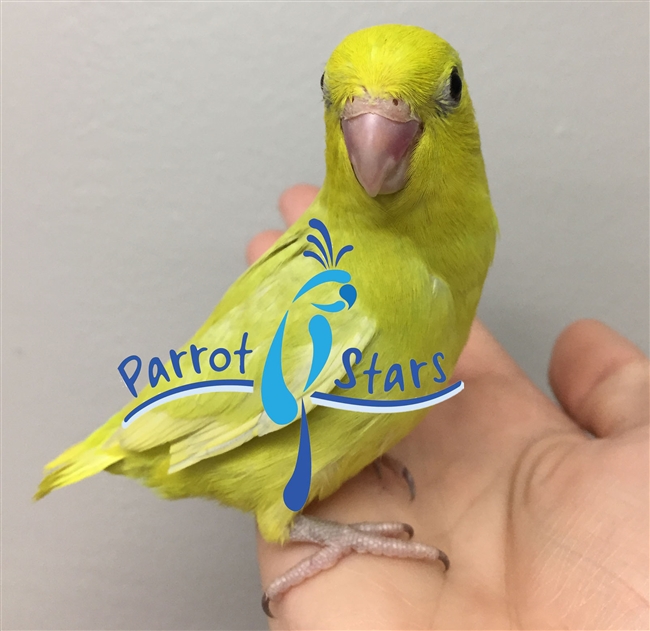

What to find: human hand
left=250, top=185, right=649, bottom=630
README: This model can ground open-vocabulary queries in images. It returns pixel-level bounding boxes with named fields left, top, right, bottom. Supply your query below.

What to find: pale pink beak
left=341, top=96, right=421, bottom=197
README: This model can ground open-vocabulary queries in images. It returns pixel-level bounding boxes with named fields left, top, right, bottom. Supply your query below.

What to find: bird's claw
left=373, top=454, right=416, bottom=500
left=262, top=592, right=274, bottom=618
left=438, top=549, right=450, bottom=571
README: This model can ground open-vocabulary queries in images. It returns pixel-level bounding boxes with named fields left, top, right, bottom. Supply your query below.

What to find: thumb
left=549, top=319, right=649, bottom=437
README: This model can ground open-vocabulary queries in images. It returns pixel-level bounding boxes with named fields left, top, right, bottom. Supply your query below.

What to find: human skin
left=249, top=185, right=649, bottom=630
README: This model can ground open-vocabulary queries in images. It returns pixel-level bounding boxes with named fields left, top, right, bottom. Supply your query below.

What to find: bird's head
left=322, top=25, right=482, bottom=201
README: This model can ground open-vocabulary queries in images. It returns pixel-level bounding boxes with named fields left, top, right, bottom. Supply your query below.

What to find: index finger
left=278, top=184, right=319, bottom=226
left=246, top=185, right=320, bottom=264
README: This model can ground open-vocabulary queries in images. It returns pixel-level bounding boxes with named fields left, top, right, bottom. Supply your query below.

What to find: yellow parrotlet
left=36, top=24, right=497, bottom=612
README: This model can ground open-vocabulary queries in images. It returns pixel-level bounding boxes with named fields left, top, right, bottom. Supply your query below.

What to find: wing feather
left=116, top=220, right=377, bottom=474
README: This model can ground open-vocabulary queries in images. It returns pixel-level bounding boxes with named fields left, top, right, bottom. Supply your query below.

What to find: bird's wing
left=115, top=219, right=377, bottom=473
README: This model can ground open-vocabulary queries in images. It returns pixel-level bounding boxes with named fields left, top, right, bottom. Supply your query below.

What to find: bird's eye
left=320, top=72, right=332, bottom=108
left=449, top=68, right=462, bottom=103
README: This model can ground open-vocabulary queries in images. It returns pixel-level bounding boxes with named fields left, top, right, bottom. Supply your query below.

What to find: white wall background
left=3, top=2, right=648, bottom=630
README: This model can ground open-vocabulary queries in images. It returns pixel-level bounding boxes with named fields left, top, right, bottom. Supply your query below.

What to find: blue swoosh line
left=309, top=380, right=464, bottom=413
left=122, top=378, right=463, bottom=428
left=122, top=379, right=254, bottom=428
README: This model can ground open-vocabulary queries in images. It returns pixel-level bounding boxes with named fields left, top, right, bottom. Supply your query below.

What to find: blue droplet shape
left=261, top=312, right=298, bottom=425
left=308, top=218, right=334, bottom=265
left=335, top=244, right=354, bottom=266
left=339, top=284, right=357, bottom=309
left=283, top=400, right=312, bottom=512
left=306, top=235, right=331, bottom=268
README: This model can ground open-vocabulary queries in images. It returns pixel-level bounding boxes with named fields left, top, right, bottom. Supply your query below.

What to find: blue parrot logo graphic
left=119, top=223, right=464, bottom=511
left=261, top=219, right=356, bottom=511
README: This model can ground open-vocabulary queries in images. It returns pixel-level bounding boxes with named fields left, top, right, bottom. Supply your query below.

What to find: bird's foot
left=372, top=453, right=416, bottom=500
left=261, top=515, right=448, bottom=617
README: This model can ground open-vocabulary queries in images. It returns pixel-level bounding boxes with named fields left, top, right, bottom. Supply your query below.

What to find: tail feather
left=34, top=414, right=125, bottom=500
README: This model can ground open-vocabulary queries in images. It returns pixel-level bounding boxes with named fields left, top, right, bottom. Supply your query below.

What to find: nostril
left=392, top=99, right=398, bottom=106
left=351, top=96, right=355, bottom=103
